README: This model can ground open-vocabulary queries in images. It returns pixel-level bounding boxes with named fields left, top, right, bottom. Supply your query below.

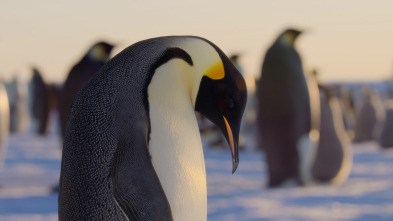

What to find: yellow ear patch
left=203, top=62, right=225, bottom=80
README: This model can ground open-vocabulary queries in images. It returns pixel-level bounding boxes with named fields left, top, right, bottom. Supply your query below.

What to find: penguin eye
left=228, top=97, right=236, bottom=110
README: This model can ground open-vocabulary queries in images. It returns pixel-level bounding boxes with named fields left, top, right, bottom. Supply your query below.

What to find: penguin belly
left=148, top=60, right=207, bottom=221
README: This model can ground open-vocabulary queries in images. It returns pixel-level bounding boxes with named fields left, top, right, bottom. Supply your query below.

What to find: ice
left=0, top=133, right=393, bottom=220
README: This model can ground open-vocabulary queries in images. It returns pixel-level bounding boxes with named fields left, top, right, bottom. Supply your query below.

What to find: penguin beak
left=223, top=116, right=239, bottom=173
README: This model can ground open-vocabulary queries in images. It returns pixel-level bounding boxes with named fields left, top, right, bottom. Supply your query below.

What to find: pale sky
left=1, top=0, right=393, bottom=83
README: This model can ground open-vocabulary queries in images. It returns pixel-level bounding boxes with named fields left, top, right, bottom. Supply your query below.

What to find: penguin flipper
left=111, top=120, right=173, bottom=221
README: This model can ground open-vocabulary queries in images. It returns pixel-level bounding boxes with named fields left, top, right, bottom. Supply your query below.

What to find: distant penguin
left=340, top=87, right=356, bottom=140
left=353, top=88, right=385, bottom=142
left=58, top=36, right=247, bottom=221
left=58, top=41, right=114, bottom=139
left=379, top=100, right=393, bottom=148
left=256, top=28, right=320, bottom=187
left=312, top=85, right=352, bottom=184
left=30, top=67, right=49, bottom=135
left=229, top=54, right=243, bottom=74
left=6, top=77, right=30, bottom=133
left=0, top=81, right=10, bottom=170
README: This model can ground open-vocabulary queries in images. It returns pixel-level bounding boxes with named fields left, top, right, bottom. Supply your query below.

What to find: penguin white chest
left=147, top=60, right=207, bottom=221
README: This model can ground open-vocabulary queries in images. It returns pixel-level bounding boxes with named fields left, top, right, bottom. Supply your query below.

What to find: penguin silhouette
left=312, top=85, right=352, bottom=184
left=6, top=76, right=30, bottom=134
left=30, top=67, right=49, bottom=135
left=379, top=100, right=393, bottom=148
left=59, top=36, right=247, bottom=221
left=353, top=88, right=385, bottom=142
left=256, top=28, right=320, bottom=187
left=58, top=41, right=114, bottom=139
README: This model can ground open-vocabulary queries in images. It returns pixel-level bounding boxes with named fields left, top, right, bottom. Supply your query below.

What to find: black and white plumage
left=256, top=29, right=320, bottom=187
left=58, top=41, right=114, bottom=139
left=58, top=36, right=247, bottom=221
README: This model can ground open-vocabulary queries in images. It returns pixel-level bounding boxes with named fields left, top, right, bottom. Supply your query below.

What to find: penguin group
left=2, top=26, right=393, bottom=221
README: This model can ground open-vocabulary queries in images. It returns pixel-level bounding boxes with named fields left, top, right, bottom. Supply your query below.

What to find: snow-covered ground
left=1, top=134, right=393, bottom=221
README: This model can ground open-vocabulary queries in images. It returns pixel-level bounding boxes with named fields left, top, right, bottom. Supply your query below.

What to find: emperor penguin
left=378, top=100, right=393, bottom=148
left=0, top=81, right=10, bottom=170
left=58, top=41, right=114, bottom=139
left=6, top=76, right=30, bottom=133
left=58, top=36, right=247, bottom=221
left=256, top=28, right=320, bottom=187
left=353, top=88, right=385, bottom=142
left=340, top=87, right=356, bottom=140
left=312, top=85, right=352, bottom=184
left=30, top=67, right=49, bottom=135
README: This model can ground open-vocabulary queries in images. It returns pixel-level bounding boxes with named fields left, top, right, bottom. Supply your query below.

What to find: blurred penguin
left=353, top=88, right=385, bottom=142
left=0, top=81, right=10, bottom=170
left=30, top=67, right=49, bottom=135
left=378, top=100, right=393, bottom=148
left=229, top=54, right=244, bottom=75
left=340, top=87, right=356, bottom=140
left=6, top=76, right=30, bottom=133
left=58, top=41, right=114, bottom=139
left=256, top=28, right=320, bottom=187
left=312, top=85, right=352, bottom=184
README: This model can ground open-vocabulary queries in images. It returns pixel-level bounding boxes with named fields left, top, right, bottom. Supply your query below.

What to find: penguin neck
left=147, top=59, right=207, bottom=221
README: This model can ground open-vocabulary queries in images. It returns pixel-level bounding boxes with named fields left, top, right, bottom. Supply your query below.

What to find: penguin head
left=87, top=41, right=115, bottom=62
left=280, top=28, right=302, bottom=46
left=181, top=37, right=247, bottom=173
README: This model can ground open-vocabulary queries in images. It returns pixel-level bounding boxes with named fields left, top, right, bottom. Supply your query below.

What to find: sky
left=0, top=0, right=393, bottom=83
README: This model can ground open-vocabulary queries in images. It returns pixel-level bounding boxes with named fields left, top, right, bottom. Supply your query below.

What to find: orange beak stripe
left=223, top=116, right=235, bottom=158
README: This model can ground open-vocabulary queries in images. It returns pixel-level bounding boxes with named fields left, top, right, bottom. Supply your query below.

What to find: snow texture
left=1, top=134, right=393, bottom=221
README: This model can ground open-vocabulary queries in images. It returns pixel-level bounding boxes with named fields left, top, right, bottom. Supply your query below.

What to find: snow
left=1, top=134, right=393, bottom=220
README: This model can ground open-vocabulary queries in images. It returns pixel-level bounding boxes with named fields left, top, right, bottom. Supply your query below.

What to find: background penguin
left=378, top=100, right=393, bottom=148
left=256, top=28, right=320, bottom=187
left=0, top=81, right=10, bottom=170
left=30, top=67, right=49, bottom=135
left=353, top=88, right=385, bottom=142
left=59, top=36, right=247, bottom=221
left=58, top=41, right=114, bottom=139
left=312, top=85, right=352, bottom=184
left=5, top=76, right=30, bottom=134
left=340, top=87, right=356, bottom=140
